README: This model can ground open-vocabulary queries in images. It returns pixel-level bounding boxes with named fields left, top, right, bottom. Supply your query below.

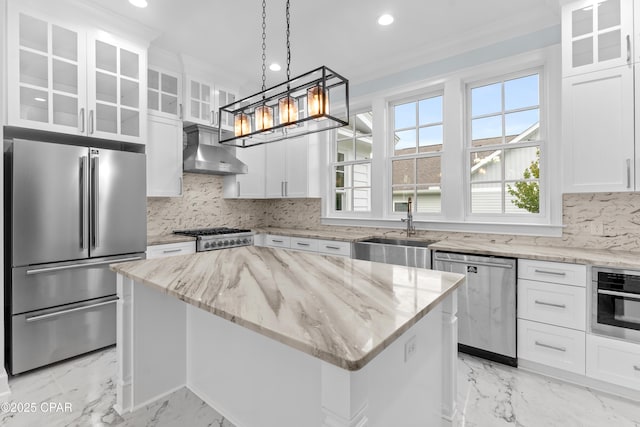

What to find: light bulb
left=278, top=96, right=298, bottom=124
left=307, top=85, right=329, bottom=118
left=255, top=105, right=274, bottom=131
left=234, top=113, right=250, bottom=137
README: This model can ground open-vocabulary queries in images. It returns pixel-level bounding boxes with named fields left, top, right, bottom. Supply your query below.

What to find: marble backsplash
left=147, top=173, right=268, bottom=236
left=148, top=175, right=640, bottom=251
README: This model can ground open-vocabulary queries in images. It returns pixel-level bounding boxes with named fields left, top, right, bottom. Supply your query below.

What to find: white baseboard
left=130, top=383, right=187, bottom=413
left=0, top=368, right=10, bottom=398
left=188, top=383, right=244, bottom=427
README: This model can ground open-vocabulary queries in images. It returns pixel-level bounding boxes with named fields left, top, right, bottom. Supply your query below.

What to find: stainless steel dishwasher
left=433, top=251, right=517, bottom=366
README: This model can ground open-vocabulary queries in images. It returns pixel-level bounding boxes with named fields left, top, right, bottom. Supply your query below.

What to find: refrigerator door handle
left=91, top=153, right=100, bottom=248
left=25, top=257, right=143, bottom=275
left=79, top=156, right=88, bottom=250
left=25, top=297, right=118, bottom=323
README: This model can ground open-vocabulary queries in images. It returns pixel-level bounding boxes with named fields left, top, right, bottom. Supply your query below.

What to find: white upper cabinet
left=214, top=86, right=238, bottom=132
left=183, top=74, right=215, bottom=126
left=224, top=144, right=266, bottom=199
left=87, top=33, right=145, bottom=143
left=147, top=114, right=183, bottom=197
left=562, top=66, right=635, bottom=192
left=562, top=0, right=634, bottom=77
left=147, top=66, right=182, bottom=120
left=264, top=136, right=320, bottom=199
left=6, top=3, right=147, bottom=143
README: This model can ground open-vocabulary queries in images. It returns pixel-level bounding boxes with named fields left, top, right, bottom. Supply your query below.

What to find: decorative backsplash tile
left=148, top=176, right=640, bottom=251
left=147, top=173, right=268, bottom=237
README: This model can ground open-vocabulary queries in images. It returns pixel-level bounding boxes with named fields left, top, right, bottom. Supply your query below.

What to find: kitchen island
left=111, top=246, right=464, bottom=427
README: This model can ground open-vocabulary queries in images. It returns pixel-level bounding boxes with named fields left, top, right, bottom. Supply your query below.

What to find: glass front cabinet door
left=8, top=11, right=87, bottom=134
left=562, top=0, right=633, bottom=76
left=7, top=6, right=147, bottom=144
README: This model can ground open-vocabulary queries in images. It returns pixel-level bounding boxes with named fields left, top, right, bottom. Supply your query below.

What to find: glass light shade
left=307, top=85, right=329, bottom=117
left=278, top=96, right=298, bottom=124
left=255, top=105, right=274, bottom=131
left=234, top=113, right=250, bottom=137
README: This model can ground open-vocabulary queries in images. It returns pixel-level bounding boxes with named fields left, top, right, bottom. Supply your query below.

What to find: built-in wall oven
left=592, top=267, right=640, bottom=343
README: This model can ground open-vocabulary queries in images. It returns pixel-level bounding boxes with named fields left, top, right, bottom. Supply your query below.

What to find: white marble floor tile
left=1, top=347, right=639, bottom=427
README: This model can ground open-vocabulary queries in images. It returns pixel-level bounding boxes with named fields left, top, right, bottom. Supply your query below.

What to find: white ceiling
left=87, top=0, right=560, bottom=92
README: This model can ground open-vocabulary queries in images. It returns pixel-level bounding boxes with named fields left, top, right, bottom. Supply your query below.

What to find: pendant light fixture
left=218, top=0, right=349, bottom=148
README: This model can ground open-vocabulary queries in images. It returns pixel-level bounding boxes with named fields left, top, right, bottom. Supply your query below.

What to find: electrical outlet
left=404, top=335, right=417, bottom=362
left=590, top=221, right=605, bottom=236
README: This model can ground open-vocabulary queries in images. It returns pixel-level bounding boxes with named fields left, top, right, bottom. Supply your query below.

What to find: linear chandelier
left=218, top=0, right=349, bottom=148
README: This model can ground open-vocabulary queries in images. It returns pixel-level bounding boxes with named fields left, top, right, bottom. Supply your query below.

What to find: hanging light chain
left=261, top=0, right=267, bottom=93
left=285, top=0, right=291, bottom=87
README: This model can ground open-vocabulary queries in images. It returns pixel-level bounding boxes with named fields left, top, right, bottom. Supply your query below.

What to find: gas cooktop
left=173, top=227, right=254, bottom=251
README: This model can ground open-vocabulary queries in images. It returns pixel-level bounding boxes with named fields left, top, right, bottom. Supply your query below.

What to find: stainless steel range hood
left=183, top=124, right=248, bottom=175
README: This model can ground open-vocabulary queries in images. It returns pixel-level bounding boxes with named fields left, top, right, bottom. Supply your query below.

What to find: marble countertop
left=111, top=246, right=464, bottom=371
left=429, top=240, right=640, bottom=269
left=252, top=227, right=374, bottom=242
left=147, top=234, right=197, bottom=246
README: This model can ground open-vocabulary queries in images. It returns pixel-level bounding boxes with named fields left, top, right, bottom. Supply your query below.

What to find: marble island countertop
left=111, top=246, right=465, bottom=371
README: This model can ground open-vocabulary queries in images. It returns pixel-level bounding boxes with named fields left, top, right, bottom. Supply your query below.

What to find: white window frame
left=388, top=89, right=445, bottom=219
left=328, top=108, right=374, bottom=217
left=464, top=67, right=546, bottom=222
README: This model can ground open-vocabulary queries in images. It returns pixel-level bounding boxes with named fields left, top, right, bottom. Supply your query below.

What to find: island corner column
left=320, top=361, right=370, bottom=427
left=441, top=292, right=459, bottom=422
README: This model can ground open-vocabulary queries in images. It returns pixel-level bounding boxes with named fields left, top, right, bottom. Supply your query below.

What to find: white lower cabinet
left=517, top=279, right=586, bottom=331
left=290, top=237, right=319, bottom=253
left=586, top=334, right=640, bottom=391
left=317, top=239, right=351, bottom=257
left=259, top=234, right=351, bottom=258
left=518, top=319, right=586, bottom=374
left=146, top=241, right=195, bottom=259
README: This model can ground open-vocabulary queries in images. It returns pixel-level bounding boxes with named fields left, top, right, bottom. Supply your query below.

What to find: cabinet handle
left=281, top=181, right=285, bottom=197
left=237, top=182, right=241, bottom=198
left=627, top=34, right=631, bottom=64
left=211, top=110, right=216, bottom=126
left=296, top=242, right=310, bottom=247
left=179, top=177, right=183, bottom=196
left=534, top=269, right=566, bottom=276
left=89, top=110, right=95, bottom=134
left=162, top=248, right=183, bottom=254
left=179, top=104, right=183, bottom=120
left=626, top=158, right=631, bottom=189
left=633, top=365, right=640, bottom=371
left=534, top=300, right=566, bottom=309
left=271, top=239, right=284, bottom=243
left=325, top=245, right=341, bottom=250
left=285, top=181, right=288, bottom=197
left=534, top=341, right=566, bottom=352
left=79, top=108, right=85, bottom=133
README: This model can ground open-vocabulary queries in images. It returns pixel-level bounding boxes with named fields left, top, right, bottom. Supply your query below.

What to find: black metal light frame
left=218, top=65, right=349, bottom=148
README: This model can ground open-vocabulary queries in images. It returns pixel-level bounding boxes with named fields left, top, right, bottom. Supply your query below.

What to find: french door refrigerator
left=4, top=138, right=146, bottom=374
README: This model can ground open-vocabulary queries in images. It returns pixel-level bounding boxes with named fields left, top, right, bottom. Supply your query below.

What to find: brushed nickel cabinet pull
left=296, top=242, right=310, bottom=246
left=534, top=269, right=566, bottom=276
left=627, top=158, right=631, bottom=189
left=271, top=239, right=284, bottom=243
left=627, top=35, right=631, bottom=63
left=535, top=341, right=566, bottom=352
left=534, top=300, right=566, bottom=309
left=79, top=108, right=85, bottom=133
left=325, top=245, right=341, bottom=250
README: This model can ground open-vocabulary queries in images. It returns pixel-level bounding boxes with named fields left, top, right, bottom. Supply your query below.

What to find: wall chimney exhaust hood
left=183, top=124, right=248, bottom=175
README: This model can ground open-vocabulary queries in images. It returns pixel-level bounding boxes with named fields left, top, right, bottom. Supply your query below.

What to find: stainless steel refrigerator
left=4, top=138, right=146, bottom=374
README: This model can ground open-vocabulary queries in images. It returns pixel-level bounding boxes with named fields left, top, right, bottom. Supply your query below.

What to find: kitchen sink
left=352, top=237, right=436, bottom=268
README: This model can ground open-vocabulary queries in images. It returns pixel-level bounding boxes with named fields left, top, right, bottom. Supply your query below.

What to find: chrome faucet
left=401, top=197, right=416, bottom=237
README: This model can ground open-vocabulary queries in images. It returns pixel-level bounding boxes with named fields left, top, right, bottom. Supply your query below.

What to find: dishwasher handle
left=433, top=255, right=514, bottom=269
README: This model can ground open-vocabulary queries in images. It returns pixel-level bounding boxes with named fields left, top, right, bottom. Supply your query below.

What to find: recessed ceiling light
left=129, top=0, right=148, bottom=8
left=377, top=14, right=394, bottom=26
left=269, top=63, right=281, bottom=71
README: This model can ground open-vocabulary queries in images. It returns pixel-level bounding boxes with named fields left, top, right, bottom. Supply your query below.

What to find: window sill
left=320, top=216, right=564, bottom=237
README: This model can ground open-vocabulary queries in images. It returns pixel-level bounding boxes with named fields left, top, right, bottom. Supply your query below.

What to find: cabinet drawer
left=586, top=334, right=640, bottom=391
left=317, top=240, right=352, bottom=257
left=517, top=280, right=586, bottom=331
left=290, top=237, right=319, bottom=252
left=146, top=242, right=196, bottom=259
left=518, top=319, right=586, bottom=374
left=518, top=259, right=587, bottom=287
left=264, top=235, right=291, bottom=249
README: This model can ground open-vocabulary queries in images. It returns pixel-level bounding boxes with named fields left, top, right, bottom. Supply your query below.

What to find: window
left=390, top=93, right=443, bottom=214
left=467, top=71, right=542, bottom=215
left=333, top=111, right=372, bottom=212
